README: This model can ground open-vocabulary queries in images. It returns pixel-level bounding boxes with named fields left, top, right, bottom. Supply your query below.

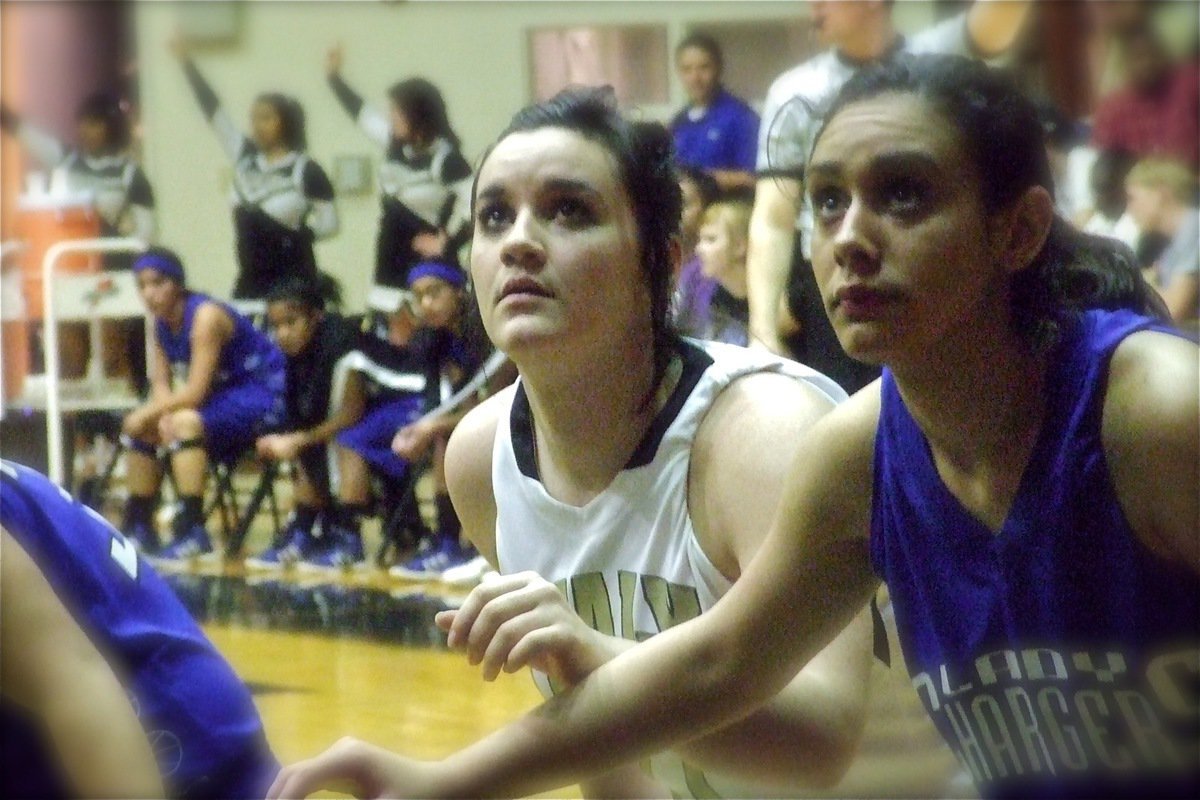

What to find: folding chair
left=369, top=349, right=510, bottom=566
left=208, top=452, right=283, bottom=557
left=88, top=435, right=283, bottom=556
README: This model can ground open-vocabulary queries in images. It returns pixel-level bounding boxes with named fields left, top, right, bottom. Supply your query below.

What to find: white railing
left=42, top=238, right=146, bottom=484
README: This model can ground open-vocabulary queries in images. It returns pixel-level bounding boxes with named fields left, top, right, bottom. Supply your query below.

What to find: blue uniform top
left=670, top=89, right=759, bottom=173
left=156, top=292, right=286, bottom=396
left=870, top=309, right=1199, bottom=798
left=0, top=460, right=279, bottom=799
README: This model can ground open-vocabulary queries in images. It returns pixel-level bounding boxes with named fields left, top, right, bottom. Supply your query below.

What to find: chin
left=493, top=319, right=560, bottom=353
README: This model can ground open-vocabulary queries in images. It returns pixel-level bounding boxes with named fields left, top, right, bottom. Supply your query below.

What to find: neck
left=837, top=22, right=898, bottom=62
left=261, top=144, right=290, bottom=160
left=514, top=327, right=665, bottom=504
left=889, top=309, right=1046, bottom=474
left=721, top=265, right=748, bottom=298
left=163, top=294, right=188, bottom=333
left=1161, top=203, right=1187, bottom=236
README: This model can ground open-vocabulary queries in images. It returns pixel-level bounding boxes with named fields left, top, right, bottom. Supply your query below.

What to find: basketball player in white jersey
left=272, top=86, right=876, bottom=799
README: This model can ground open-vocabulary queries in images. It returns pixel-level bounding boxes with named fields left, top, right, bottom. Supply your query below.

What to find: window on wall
left=528, top=25, right=669, bottom=108
left=681, top=18, right=819, bottom=109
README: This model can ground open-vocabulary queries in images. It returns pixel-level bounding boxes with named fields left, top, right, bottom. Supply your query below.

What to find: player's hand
left=267, top=737, right=442, bottom=799
left=156, top=413, right=177, bottom=443
left=436, top=571, right=619, bottom=686
left=391, top=420, right=434, bottom=461
left=121, top=407, right=153, bottom=438
left=167, top=30, right=189, bottom=62
left=325, top=42, right=344, bottom=76
left=256, top=433, right=302, bottom=461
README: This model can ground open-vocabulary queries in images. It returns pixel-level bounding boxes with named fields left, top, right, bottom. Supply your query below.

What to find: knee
left=167, top=410, right=205, bottom=441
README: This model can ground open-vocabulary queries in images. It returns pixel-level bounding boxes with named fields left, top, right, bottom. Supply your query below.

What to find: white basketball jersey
left=493, top=339, right=847, bottom=798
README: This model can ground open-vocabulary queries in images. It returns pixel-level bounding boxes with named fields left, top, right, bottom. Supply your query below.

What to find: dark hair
left=255, top=92, right=307, bottom=151
left=474, top=86, right=683, bottom=390
left=810, top=54, right=1169, bottom=349
left=76, top=92, right=130, bottom=151
left=266, top=272, right=343, bottom=311
left=132, top=245, right=187, bottom=287
left=388, top=78, right=460, bottom=149
left=675, top=33, right=723, bottom=74
left=678, top=165, right=720, bottom=208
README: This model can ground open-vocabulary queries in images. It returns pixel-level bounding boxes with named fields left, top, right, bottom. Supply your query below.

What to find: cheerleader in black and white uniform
left=171, top=36, right=339, bottom=301
left=325, top=43, right=472, bottom=289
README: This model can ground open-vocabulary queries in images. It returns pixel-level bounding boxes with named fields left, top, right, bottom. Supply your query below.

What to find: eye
left=551, top=197, right=594, bottom=226
left=476, top=202, right=512, bottom=234
left=881, top=178, right=927, bottom=216
left=811, top=186, right=848, bottom=222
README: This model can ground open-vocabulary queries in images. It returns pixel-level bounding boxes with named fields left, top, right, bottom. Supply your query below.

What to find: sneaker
left=389, top=539, right=472, bottom=581
left=297, top=526, right=365, bottom=572
left=122, top=520, right=161, bottom=555
left=440, top=554, right=494, bottom=587
left=244, top=524, right=320, bottom=570
left=148, top=522, right=213, bottom=565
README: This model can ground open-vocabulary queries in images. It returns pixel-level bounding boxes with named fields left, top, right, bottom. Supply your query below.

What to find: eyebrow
left=807, top=150, right=942, bottom=182
left=475, top=177, right=603, bottom=205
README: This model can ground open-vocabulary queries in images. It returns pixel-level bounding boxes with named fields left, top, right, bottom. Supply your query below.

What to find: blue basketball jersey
left=0, top=461, right=278, bottom=799
left=156, top=292, right=285, bottom=394
left=870, top=309, right=1199, bottom=798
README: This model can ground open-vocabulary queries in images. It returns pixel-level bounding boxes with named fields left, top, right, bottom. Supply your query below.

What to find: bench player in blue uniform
left=1, top=460, right=278, bottom=798
left=120, top=247, right=286, bottom=561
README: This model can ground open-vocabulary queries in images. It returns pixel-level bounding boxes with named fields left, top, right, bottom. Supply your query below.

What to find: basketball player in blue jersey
left=170, top=35, right=339, bottom=301
left=269, top=57, right=1198, bottom=800
left=1, top=460, right=278, bottom=798
left=120, top=247, right=286, bottom=562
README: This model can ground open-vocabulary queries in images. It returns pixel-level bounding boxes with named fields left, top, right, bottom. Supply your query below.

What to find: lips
left=498, top=276, right=552, bottom=303
left=834, top=284, right=900, bottom=319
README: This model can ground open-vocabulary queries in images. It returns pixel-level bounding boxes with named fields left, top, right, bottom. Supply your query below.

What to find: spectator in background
left=1, top=93, right=158, bottom=487
left=325, top=43, right=473, bottom=291
left=1125, top=157, right=1200, bottom=325
left=0, top=94, right=156, bottom=257
left=1091, top=23, right=1200, bottom=171
left=171, top=35, right=339, bottom=301
left=669, top=34, right=759, bottom=193
left=1036, top=100, right=1093, bottom=221
left=1080, top=148, right=1140, bottom=252
left=671, top=167, right=720, bottom=339
left=746, top=0, right=1032, bottom=391
left=694, top=197, right=753, bottom=346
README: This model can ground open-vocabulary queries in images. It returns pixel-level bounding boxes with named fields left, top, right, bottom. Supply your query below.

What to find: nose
left=831, top=198, right=881, bottom=277
left=500, top=208, right=546, bottom=271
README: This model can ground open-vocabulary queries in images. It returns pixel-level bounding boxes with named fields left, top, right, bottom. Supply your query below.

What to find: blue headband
left=407, top=261, right=466, bottom=288
left=132, top=252, right=186, bottom=285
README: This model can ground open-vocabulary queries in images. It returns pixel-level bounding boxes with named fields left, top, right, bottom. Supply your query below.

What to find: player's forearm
left=436, top=618, right=775, bottom=797
left=42, top=655, right=164, bottom=798
left=708, top=168, right=756, bottom=192
left=673, top=672, right=861, bottom=789
left=746, top=213, right=797, bottom=352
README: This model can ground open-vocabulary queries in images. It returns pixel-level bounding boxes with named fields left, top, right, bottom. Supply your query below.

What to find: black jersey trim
left=510, top=339, right=714, bottom=481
